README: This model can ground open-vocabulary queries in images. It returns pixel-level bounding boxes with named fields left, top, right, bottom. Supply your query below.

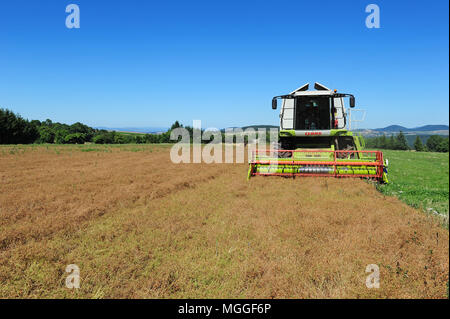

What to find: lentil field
left=0, top=145, right=448, bottom=298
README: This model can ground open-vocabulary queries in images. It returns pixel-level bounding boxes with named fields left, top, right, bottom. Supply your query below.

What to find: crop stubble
left=0, top=145, right=448, bottom=298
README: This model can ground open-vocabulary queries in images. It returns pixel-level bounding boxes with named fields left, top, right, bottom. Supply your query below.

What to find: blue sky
left=0, top=0, right=448, bottom=129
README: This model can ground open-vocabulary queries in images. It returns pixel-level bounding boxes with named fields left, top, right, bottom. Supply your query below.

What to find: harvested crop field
left=0, top=145, right=448, bottom=298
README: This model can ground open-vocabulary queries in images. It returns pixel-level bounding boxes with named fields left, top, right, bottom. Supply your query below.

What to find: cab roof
left=290, top=82, right=334, bottom=96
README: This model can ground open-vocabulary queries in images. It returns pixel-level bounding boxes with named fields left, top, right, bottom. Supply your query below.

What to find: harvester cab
left=248, top=82, right=389, bottom=183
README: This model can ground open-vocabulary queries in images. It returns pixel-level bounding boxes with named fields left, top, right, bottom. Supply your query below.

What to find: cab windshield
left=294, top=96, right=331, bottom=130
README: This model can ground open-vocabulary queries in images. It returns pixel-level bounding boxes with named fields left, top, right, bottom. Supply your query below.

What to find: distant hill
left=95, top=127, right=168, bottom=134
left=241, top=125, right=279, bottom=130
left=356, top=124, right=449, bottom=138
left=374, top=125, right=408, bottom=132
left=373, top=124, right=448, bottom=133
left=412, top=125, right=449, bottom=131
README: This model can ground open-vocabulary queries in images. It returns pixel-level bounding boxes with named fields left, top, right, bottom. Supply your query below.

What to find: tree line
left=365, top=131, right=449, bottom=152
left=0, top=108, right=177, bottom=145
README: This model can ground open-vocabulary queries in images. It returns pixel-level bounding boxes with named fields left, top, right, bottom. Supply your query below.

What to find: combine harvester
left=248, top=82, right=388, bottom=183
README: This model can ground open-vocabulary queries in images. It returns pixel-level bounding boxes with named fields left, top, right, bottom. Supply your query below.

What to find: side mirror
left=349, top=95, right=355, bottom=108
left=272, top=98, right=278, bottom=110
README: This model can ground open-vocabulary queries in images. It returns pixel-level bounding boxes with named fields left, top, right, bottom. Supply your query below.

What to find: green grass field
left=376, top=150, right=449, bottom=222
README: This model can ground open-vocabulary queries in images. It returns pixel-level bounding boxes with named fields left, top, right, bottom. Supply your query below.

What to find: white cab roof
left=289, top=82, right=334, bottom=96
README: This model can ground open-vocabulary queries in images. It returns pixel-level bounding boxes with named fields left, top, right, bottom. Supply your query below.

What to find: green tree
left=159, top=132, right=171, bottom=143
left=170, top=121, right=182, bottom=130
left=0, top=108, right=39, bottom=144
left=69, top=122, right=94, bottom=142
left=413, top=136, right=424, bottom=151
left=379, top=135, right=387, bottom=149
left=30, top=120, right=41, bottom=127
left=54, top=129, right=69, bottom=144
left=436, top=138, right=449, bottom=152
left=93, top=133, right=114, bottom=144
left=426, top=135, right=445, bottom=152
left=64, top=133, right=87, bottom=144
left=38, top=126, right=55, bottom=143
left=144, top=133, right=158, bottom=143
left=387, top=134, right=396, bottom=149
left=395, top=131, right=409, bottom=150
left=113, top=134, right=127, bottom=144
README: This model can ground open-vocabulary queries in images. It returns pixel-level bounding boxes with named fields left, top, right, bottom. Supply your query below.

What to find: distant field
left=376, top=150, right=449, bottom=222
left=0, top=144, right=448, bottom=298
left=116, top=131, right=148, bottom=136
